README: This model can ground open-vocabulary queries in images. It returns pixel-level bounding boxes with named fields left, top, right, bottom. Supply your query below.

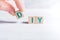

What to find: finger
left=0, top=1, right=16, bottom=16
left=14, top=0, right=24, bottom=12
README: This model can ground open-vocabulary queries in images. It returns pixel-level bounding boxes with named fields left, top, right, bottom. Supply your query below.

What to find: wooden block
left=28, top=16, right=43, bottom=24
left=15, top=11, right=24, bottom=19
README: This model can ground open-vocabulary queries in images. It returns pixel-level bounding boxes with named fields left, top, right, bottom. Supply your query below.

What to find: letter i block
left=28, top=16, right=43, bottom=24
left=28, top=16, right=35, bottom=24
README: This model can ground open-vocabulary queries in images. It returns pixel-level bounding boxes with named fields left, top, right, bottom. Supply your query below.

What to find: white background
left=0, top=0, right=60, bottom=40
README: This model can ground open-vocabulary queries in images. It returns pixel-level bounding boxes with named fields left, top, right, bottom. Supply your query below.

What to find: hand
left=0, top=0, right=24, bottom=16
left=0, top=0, right=15, bottom=16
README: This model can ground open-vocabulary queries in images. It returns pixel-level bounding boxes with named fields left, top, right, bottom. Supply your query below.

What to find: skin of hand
left=0, top=0, right=23, bottom=16
left=14, top=0, right=24, bottom=12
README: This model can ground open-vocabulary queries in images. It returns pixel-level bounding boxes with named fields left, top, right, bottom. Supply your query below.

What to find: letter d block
left=15, top=11, right=24, bottom=19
